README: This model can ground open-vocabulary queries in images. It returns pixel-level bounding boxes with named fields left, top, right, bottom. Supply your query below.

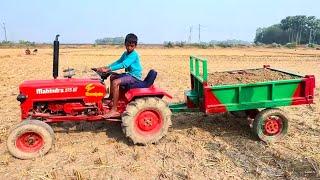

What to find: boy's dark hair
left=125, top=33, right=138, bottom=45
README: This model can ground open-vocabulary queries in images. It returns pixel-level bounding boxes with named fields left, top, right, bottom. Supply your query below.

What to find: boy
left=97, top=33, right=142, bottom=118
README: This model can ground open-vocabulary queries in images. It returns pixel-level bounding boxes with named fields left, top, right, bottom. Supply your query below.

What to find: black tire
left=252, top=108, right=288, bottom=143
left=7, top=120, right=55, bottom=159
left=121, top=97, right=172, bottom=144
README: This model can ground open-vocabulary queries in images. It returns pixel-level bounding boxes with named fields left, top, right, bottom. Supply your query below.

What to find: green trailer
left=170, top=56, right=315, bottom=142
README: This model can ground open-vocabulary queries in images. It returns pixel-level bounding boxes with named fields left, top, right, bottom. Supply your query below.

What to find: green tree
left=254, top=24, right=289, bottom=44
left=255, top=15, right=320, bottom=45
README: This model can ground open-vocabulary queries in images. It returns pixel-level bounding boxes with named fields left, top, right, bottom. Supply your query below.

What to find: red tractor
left=7, top=35, right=172, bottom=159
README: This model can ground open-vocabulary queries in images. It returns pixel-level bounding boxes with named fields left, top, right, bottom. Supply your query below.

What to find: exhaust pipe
left=53, top=34, right=60, bottom=79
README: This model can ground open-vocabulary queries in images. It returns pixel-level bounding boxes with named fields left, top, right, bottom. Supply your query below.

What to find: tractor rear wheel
left=7, top=120, right=54, bottom=159
left=122, top=97, right=172, bottom=145
left=252, top=108, right=288, bottom=143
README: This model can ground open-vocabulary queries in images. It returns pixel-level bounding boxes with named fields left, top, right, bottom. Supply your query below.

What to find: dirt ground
left=0, top=46, right=319, bottom=179
left=208, top=68, right=298, bottom=86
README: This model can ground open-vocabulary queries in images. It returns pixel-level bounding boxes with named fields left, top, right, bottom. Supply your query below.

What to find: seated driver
left=97, top=33, right=143, bottom=118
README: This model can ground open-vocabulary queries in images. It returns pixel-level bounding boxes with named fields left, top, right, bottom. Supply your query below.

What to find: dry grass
left=0, top=46, right=319, bottom=179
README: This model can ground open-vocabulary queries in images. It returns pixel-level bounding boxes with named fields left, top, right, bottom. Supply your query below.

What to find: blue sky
left=0, top=0, right=319, bottom=43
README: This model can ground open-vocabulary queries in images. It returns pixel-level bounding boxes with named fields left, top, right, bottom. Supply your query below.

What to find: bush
left=285, top=42, right=297, bottom=49
left=199, top=44, right=208, bottom=49
left=18, top=40, right=35, bottom=46
left=164, top=41, right=174, bottom=48
left=254, top=42, right=265, bottom=47
left=216, top=43, right=232, bottom=48
left=175, top=41, right=185, bottom=47
left=307, top=43, right=315, bottom=48
left=208, top=44, right=215, bottom=48
left=189, top=43, right=209, bottom=49
left=0, top=41, right=14, bottom=47
left=271, top=42, right=281, bottom=48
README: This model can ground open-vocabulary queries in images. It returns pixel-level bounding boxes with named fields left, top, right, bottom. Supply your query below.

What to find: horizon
left=1, top=0, right=320, bottom=44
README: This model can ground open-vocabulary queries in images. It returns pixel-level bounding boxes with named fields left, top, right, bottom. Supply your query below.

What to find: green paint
left=169, top=103, right=200, bottom=113
left=185, top=90, right=199, bottom=105
left=211, top=79, right=302, bottom=111
left=190, top=56, right=208, bottom=82
left=189, top=56, right=194, bottom=73
left=188, top=56, right=207, bottom=107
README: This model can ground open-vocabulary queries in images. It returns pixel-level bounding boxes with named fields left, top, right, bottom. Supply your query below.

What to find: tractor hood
left=18, top=78, right=106, bottom=103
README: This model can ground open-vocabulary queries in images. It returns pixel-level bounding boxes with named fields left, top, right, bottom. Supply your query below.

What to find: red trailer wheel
left=264, top=116, right=282, bottom=135
left=7, top=120, right=54, bottom=159
left=122, top=97, right=172, bottom=144
left=252, top=108, right=288, bottom=143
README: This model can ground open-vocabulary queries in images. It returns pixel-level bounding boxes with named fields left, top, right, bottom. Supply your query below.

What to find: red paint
left=264, top=116, right=282, bottom=135
left=125, top=86, right=172, bottom=102
left=186, top=97, right=197, bottom=108
left=292, top=83, right=303, bottom=105
left=292, top=75, right=315, bottom=105
left=16, top=132, right=44, bottom=152
left=134, top=110, right=163, bottom=135
left=63, top=103, right=85, bottom=114
left=305, top=75, right=315, bottom=101
left=203, top=87, right=227, bottom=114
left=47, top=103, right=64, bottom=112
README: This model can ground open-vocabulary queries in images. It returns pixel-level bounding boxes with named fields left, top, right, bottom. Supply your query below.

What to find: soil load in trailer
left=208, top=68, right=300, bottom=86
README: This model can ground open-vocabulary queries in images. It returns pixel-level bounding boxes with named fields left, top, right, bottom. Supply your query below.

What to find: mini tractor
left=7, top=35, right=172, bottom=159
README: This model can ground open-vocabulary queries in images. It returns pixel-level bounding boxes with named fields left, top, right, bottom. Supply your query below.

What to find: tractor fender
left=125, top=86, right=172, bottom=102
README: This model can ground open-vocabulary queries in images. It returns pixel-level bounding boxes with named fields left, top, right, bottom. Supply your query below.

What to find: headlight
left=17, top=93, right=27, bottom=103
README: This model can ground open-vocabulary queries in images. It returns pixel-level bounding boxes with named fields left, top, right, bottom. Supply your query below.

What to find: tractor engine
left=33, top=101, right=98, bottom=116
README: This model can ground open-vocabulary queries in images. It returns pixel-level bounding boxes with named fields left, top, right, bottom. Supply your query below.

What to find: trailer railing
left=190, top=56, right=208, bottom=82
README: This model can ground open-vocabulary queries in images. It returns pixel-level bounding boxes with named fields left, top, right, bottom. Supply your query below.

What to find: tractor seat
left=121, top=69, right=157, bottom=90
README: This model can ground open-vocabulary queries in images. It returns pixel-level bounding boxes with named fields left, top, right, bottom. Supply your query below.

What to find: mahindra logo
left=36, top=87, right=78, bottom=94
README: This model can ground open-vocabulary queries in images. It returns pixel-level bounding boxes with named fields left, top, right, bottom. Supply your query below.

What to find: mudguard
left=125, top=85, right=172, bottom=102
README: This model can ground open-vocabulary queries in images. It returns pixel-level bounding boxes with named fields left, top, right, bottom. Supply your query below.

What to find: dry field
left=0, top=46, right=319, bottom=179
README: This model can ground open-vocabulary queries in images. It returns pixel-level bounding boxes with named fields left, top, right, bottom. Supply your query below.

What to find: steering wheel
left=91, top=68, right=112, bottom=80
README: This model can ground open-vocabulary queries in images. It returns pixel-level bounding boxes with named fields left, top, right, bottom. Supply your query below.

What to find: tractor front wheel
left=122, top=97, right=172, bottom=144
left=7, top=120, right=54, bottom=159
left=252, top=108, right=288, bottom=143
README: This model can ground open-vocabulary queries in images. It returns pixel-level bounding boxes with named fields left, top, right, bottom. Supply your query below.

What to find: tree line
left=94, top=37, right=124, bottom=45
left=255, top=15, right=320, bottom=45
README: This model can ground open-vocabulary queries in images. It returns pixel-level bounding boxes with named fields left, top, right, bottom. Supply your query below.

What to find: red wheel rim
left=16, top=132, right=44, bottom=152
left=263, top=116, right=282, bottom=136
left=135, top=109, right=163, bottom=135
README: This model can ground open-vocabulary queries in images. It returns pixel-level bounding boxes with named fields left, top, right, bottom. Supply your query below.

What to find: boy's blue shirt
left=107, top=50, right=143, bottom=80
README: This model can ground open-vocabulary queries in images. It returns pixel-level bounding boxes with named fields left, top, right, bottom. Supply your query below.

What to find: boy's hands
left=96, top=67, right=110, bottom=73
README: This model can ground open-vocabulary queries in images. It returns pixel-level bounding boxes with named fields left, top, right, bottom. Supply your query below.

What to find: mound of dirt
left=208, top=68, right=299, bottom=86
